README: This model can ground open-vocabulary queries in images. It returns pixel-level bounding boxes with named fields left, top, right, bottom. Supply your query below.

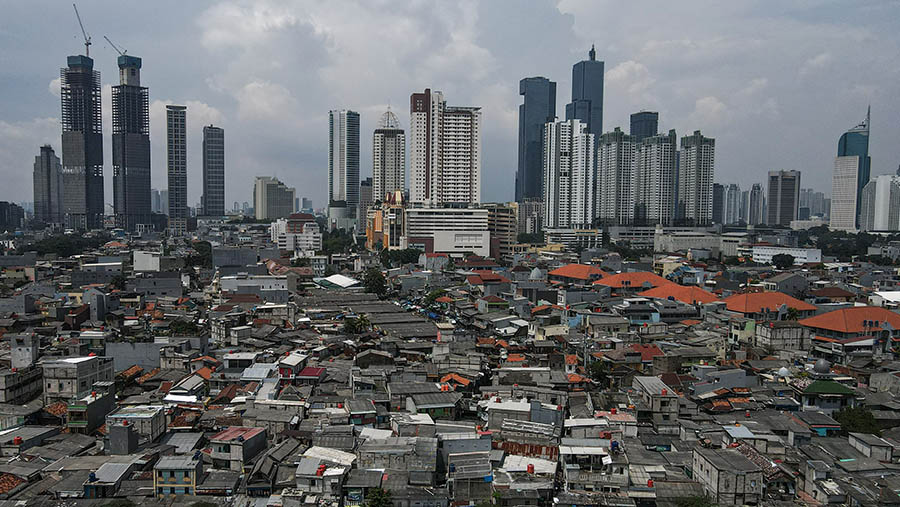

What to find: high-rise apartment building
left=766, top=170, right=801, bottom=226
left=859, top=175, right=900, bottom=232
left=598, top=127, right=636, bottom=225
left=254, top=176, right=296, bottom=221
left=358, top=177, right=373, bottom=222
left=111, top=55, right=151, bottom=231
left=831, top=109, right=871, bottom=231
left=202, top=125, right=225, bottom=216
left=748, top=184, right=765, bottom=226
left=630, top=111, right=658, bottom=143
left=565, top=46, right=604, bottom=143
left=33, top=145, right=63, bottom=225
left=483, top=202, right=518, bottom=260
left=372, top=109, right=405, bottom=203
left=677, top=131, right=715, bottom=226
left=542, top=119, right=595, bottom=229
left=165, top=105, right=188, bottom=235
left=740, top=190, right=749, bottom=223
left=712, top=184, right=724, bottom=224
left=634, top=130, right=677, bottom=226
left=328, top=110, right=360, bottom=218
left=724, top=184, right=741, bottom=225
left=516, top=77, right=556, bottom=202
left=60, top=55, right=104, bottom=230
left=409, top=89, right=481, bottom=205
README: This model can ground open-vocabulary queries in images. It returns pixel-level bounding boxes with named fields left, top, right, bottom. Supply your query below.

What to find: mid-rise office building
left=111, top=55, right=151, bottom=231
left=677, top=131, right=715, bottom=226
left=635, top=130, right=677, bottom=226
left=405, top=207, right=490, bottom=256
left=409, top=89, right=481, bottom=205
left=767, top=170, right=801, bottom=226
left=254, top=176, right=296, bottom=221
left=831, top=109, right=871, bottom=231
left=166, top=105, right=188, bottom=235
left=859, top=175, right=900, bottom=232
left=372, top=109, right=405, bottom=203
left=358, top=177, right=373, bottom=222
left=566, top=46, right=604, bottom=143
left=516, top=77, right=556, bottom=202
left=630, top=111, right=658, bottom=143
left=598, top=127, right=637, bottom=225
left=542, top=119, right=595, bottom=229
left=483, top=202, right=518, bottom=260
left=33, top=145, right=63, bottom=225
left=202, top=125, right=225, bottom=216
left=328, top=110, right=360, bottom=218
left=60, top=55, right=104, bottom=230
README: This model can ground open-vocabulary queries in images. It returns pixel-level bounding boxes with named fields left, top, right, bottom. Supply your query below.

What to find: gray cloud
left=1, top=0, right=899, bottom=209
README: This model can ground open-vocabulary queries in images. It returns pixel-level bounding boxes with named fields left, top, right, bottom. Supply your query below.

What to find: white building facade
left=404, top=207, right=490, bottom=256
left=859, top=175, right=900, bottom=232
left=598, top=127, right=636, bottom=225
left=372, top=109, right=406, bottom=203
left=635, top=130, right=676, bottom=226
left=830, top=156, right=861, bottom=231
left=751, top=245, right=822, bottom=265
left=677, top=131, right=715, bottom=226
left=542, top=119, right=595, bottom=229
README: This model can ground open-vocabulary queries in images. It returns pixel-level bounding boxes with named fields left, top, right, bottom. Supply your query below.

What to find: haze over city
left=3, top=0, right=900, bottom=207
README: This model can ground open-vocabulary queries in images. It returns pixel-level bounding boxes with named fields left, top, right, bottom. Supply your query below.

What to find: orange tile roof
left=194, top=367, right=213, bottom=380
left=44, top=401, right=68, bottom=417
left=506, top=354, right=525, bottom=362
left=630, top=344, right=663, bottom=362
left=435, top=296, right=454, bottom=304
left=548, top=264, right=605, bottom=281
left=638, top=284, right=719, bottom=304
left=722, top=291, right=816, bottom=314
left=799, top=306, right=900, bottom=334
left=0, top=473, right=25, bottom=495
left=680, top=319, right=702, bottom=326
left=567, top=373, right=591, bottom=383
left=441, top=373, right=472, bottom=386
left=159, top=381, right=174, bottom=394
left=593, top=271, right=673, bottom=289
left=565, top=354, right=578, bottom=365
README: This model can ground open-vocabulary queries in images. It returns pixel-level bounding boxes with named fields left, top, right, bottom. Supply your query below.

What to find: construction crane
left=103, top=35, right=126, bottom=56
left=72, top=3, right=91, bottom=56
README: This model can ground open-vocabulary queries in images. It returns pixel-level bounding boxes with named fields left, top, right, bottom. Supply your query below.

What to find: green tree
left=424, top=289, right=447, bottom=306
left=109, top=274, right=127, bottom=290
left=186, top=240, right=213, bottom=268
left=343, top=315, right=371, bottom=335
left=675, top=496, right=716, bottom=507
left=834, top=406, right=881, bottom=436
left=772, top=253, right=795, bottom=270
left=363, top=268, right=387, bottom=297
left=363, top=488, right=392, bottom=507
left=291, top=257, right=310, bottom=267
left=785, top=307, right=800, bottom=321
left=517, top=232, right=544, bottom=244
left=169, top=320, right=199, bottom=336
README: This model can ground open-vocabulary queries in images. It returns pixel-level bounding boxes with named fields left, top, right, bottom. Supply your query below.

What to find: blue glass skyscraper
left=516, top=77, right=556, bottom=202
left=630, top=111, right=658, bottom=143
left=566, top=46, right=604, bottom=142
left=837, top=106, right=871, bottom=223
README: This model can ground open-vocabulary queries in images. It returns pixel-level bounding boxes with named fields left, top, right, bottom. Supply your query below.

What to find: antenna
left=103, top=35, right=126, bottom=56
left=73, top=3, right=91, bottom=56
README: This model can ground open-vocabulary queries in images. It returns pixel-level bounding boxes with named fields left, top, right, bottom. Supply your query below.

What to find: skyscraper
left=33, top=145, right=63, bottom=225
left=328, top=109, right=360, bottom=220
left=372, top=109, right=405, bottom=203
left=542, top=119, right=595, bottom=229
left=151, top=189, right=161, bottom=213
left=859, top=175, right=900, bottom=232
left=409, top=89, right=482, bottom=205
left=748, top=183, right=765, bottom=226
left=60, top=55, right=104, bottom=230
left=635, top=130, right=677, bottom=226
left=831, top=109, right=871, bottom=231
left=712, top=184, right=725, bottom=224
left=516, top=77, right=556, bottom=202
left=110, top=55, right=150, bottom=231
left=358, top=177, right=373, bottom=222
left=565, top=46, right=604, bottom=142
left=677, top=131, right=715, bottom=226
left=630, top=111, right=658, bottom=143
left=166, top=105, right=187, bottom=235
left=766, top=170, right=801, bottom=226
left=725, top=184, right=742, bottom=225
left=254, top=176, right=296, bottom=220
left=202, top=125, right=225, bottom=216
left=598, top=127, right=636, bottom=225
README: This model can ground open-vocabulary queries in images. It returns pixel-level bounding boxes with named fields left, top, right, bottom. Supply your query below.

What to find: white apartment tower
left=725, top=183, right=742, bottom=225
left=830, top=156, right=862, bottom=231
left=677, top=130, right=715, bottom=226
left=372, top=108, right=406, bottom=203
left=542, top=119, right=595, bottom=229
left=409, top=89, right=481, bottom=205
left=598, top=127, right=637, bottom=225
left=859, top=175, right=900, bottom=232
left=634, top=129, right=676, bottom=225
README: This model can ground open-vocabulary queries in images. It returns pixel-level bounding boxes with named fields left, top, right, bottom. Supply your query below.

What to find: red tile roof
left=565, top=354, right=578, bottom=365
left=630, top=344, right=663, bottom=362
left=0, top=473, right=25, bottom=495
left=638, top=284, right=719, bottom=304
left=799, top=306, right=900, bottom=334
left=211, top=426, right=265, bottom=442
left=593, top=271, right=673, bottom=289
left=549, top=264, right=605, bottom=281
left=506, top=354, right=525, bottom=362
left=441, top=373, right=472, bottom=386
left=298, top=367, right=326, bottom=377
left=722, top=291, right=817, bottom=314
left=810, top=287, right=856, bottom=299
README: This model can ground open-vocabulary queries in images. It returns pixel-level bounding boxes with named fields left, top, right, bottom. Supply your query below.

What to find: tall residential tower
left=372, top=109, right=405, bottom=202
left=166, top=105, right=187, bottom=235
left=202, top=125, right=225, bottom=216
left=542, top=119, right=595, bottom=229
left=328, top=110, right=360, bottom=220
left=33, top=145, right=63, bottom=225
left=677, top=131, right=715, bottom=226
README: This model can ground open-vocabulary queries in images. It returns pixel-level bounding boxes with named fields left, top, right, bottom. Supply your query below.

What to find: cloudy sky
left=2, top=1, right=899, bottom=209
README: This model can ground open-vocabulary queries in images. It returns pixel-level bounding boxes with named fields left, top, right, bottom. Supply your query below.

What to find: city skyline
left=3, top=2, right=900, bottom=209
